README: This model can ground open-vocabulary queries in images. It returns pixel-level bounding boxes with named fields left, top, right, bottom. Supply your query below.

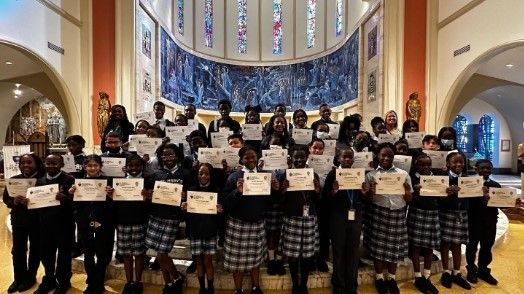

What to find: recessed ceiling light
left=5, top=61, right=13, bottom=65
left=15, top=83, right=21, bottom=88
left=13, top=89, right=22, bottom=95
left=14, top=95, right=19, bottom=99
left=505, top=63, right=514, bottom=68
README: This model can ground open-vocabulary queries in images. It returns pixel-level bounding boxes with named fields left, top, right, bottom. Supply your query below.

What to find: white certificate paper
left=198, top=148, right=223, bottom=169
left=352, top=152, right=374, bottom=171
left=328, top=124, right=340, bottom=139
left=262, top=149, right=288, bottom=170
left=423, top=150, right=448, bottom=169
left=378, top=134, right=401, bottom=144
left=187, top=191, right=218, bottom=214
left=62, top=154, right=77, bottom=173
left=221, top=147, right=240, bottom=168
left=129, top=137, right=162, bottom=157
left=292, top=128, right=313, bottom=145
left=286, top=168, right=315, bottom=191
left=210, top=132, right=229, bottom=148
left=74, top=179, right=107, bottom=201
left=393, top=155, right=412, bottom=173
left=26, top=184, right=60, bottom=209
left=323, top=140, right=337, bottom=156
left=6, top=178, right=37, bottom=197
left=165, top=126, right=193, bottom=144
left=243, top=173, right=272, bottom=196
left=488, top=188, right=517, bottom=207
left=101, top=157, right=126, bottom=178
left=419, top=176, right=449, bottom=197
left=308, top=155, right=333, bottom=177
left=152, top=181, right=182, bottom=206
left=375, top=173, right=406, bottom=195
left=458, top=176, right=484, bottom=198
left=113, top=178, right=144, bottom=201
left=336, top=168, right=365, bottom=190
left=242, top=124, right=263, bottom=141
left=405, top=132, right=425, bottom=149
left=134, top=111, right=155, bottom=124
left=187, top=119, right=199, bottom=131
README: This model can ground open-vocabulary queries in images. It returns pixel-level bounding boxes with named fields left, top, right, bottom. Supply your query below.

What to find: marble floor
left=0, top=206, right=523, bottom=293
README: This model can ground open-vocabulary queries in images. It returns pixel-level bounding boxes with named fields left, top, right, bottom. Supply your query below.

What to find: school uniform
left=186, top=184, right=221, bottom=255
left=310, top=118, right=338, bottom=132
left=2, top=173, right=41, bottom=287
left=363, top=166, right=411, bottom=263
left=153, top=118, right=175, bottom=131
left=323, top=168, right=364, bottom=294
left=68, top=152, right=86, bottom=178
left=207, top=117, right=241, bottom=144
left=438, top=172, right=469, bottom=245
left=222, top=168, right=270, bottom=272
left=466, top=177, right=501, bottom=275
left=407, top=173, right=441, bottom=250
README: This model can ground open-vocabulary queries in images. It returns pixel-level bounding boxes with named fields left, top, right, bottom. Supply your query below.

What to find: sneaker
left=122, top=282, right=134, bottom=294
left=414, top=277, right=429, bottom=294
left=440, top=272, right=452, bottom=288
left=478, top=271, right=498, bottom=285
left=7, top=281, right=18, bottom=293
left=134, top=282, right=144, bottom=294
left=316, top=260, right=329, bottom=272
left=452, top=273, right=471, bottom=290
left=34, top=278, right=56, bottom=294
left=386, top=279, right=400, bottom=294
left=275, top=260, right=286, bottom=275
left=250, top=286, right=263, bottom=294
left=266, top=260, right=276, bottom=275
left=186, top=261, right=197, bottom=274
left=425, top=277, right=439, bottom=294
left=18, top=278, right=37, bottom=292
left=374, top=279, right=388, bottom=294
left=467, top=271, right=478, bottom=284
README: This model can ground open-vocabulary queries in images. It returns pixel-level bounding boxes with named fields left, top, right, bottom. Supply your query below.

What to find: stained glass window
left=204, top=0, right=213, bottom=47
left=336, top=0, right=343, bottom=36
left=478, top=114, right=496, bottom=161
left=306, top=0, right=317, bottom=48
left=177, top=0, right=184, bottom=35
left=237, top=0, right=247, bottom=53
left=272, top=0, right=283, bottom=54
left=452, top=114, right=469, bottom=153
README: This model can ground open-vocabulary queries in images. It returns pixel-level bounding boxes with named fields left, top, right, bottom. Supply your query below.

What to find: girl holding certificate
left=3, top=153, right=44, bottom=293
left=364, top=143, right=412, bottom=294
left=279, top=147, right=321, bottom=293
left=261, top=115, right=295, bottom=150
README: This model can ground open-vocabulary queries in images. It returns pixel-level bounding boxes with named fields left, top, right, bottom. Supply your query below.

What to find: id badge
left=303, top=205, right=310, bottom=217
left=347, top=209, right=356, bottom=221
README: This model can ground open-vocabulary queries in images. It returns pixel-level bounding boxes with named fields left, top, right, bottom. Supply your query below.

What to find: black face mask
left=354, top=140, right=368, bottom=150
left=106, top=147, right=121, bottom=154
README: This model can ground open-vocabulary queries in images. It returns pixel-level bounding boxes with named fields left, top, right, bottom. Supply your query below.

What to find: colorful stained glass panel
left=306, top=0, right=317, bottom=48
left=177, top=0, right=184, bottom=35
left=478, top=114, right=495, bottom=161
left=204, top=0, right=213, bottom=47
left=336, top=0, right=343, bottom=36
left=237, top=0, right=247, bottom=53
left=272, top=0, right=283, bottom=54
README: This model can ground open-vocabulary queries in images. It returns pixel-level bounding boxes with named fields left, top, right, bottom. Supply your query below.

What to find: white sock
left=414, top=272, right=422, bottom=278
left=387, top=273, right=396, bottom=281
left=444, top=269, right=451, bottom=274
left=376, top=273, right=384, bottom=280
left=423, top=269, right=431, bottom=278
left=268, top=250, right=275, bottom=260
left=453, top=269, right=461, bottom=276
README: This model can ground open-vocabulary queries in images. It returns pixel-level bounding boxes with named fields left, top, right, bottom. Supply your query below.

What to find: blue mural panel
left=160, top=28, right=359, bottom=112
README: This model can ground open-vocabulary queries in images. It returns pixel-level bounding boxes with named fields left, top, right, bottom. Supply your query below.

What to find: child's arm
left=2, top=188, right=15, bottom=209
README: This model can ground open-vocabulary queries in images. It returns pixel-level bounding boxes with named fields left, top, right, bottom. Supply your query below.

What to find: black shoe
left=452, top=273, right=471, bottom=290
left=7, top=281, right=18, bottom=293
left=150, top=258, right=161, bottom=271
left=115, top=253, right=124, bottom=264
left=467, top=271, right=478, bottom=284
left=414, top=277, right=430, bottom=294
left=266, top=260, right=276, bottom=275
left=299, top=284, right=308, bottom=294
left=386, top=279, right=400, bottom=294
left=478, top=271, right=498, bottom=285
left=440, top=272, right=452, bottom=288
left=234, top=290, right=243, bottom=294
left=34, top=278, right=57, bottom=294
left=207, top=286, right=215, bottom=294
left=186, top=261, right=197, bottom=274
left=134, top=282, right=144, bottom=294
left=53, top=283, right=71, bottom=294
left=374, top=279, right=388, bottom=294
left=18, top=277, right=37, bottom=292
left=250, top=286, right=263, bottom=294
left=275, top=260, right=286, bottom=275
left=291, top=286, right=300, bottom=294
left=316, top=260, right=329, bottom=272
left=172, top=276, right=184, bottom=294
left=425, top=277, right=439, bottom=294
left=162, top=284, right=173, bottom=294
left=123, top=282, right=134, bottom=294
left=431, top=253, right=439, bottom=261
left=199, top=288, right=207, bottom=294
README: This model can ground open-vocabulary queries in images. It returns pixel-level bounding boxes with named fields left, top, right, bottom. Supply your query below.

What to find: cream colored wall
left=437, top=0, right=475, bottom=22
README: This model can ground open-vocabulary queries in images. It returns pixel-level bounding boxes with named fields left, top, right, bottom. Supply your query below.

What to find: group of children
left=2, top=100, right=509, bottom=294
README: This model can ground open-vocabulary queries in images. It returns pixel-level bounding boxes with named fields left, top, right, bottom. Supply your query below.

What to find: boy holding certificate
left=3, top=153, right=44, bottom=293
left=364, top=143, right=413, bottom=294
left=65, top=135, right=86, bottom=178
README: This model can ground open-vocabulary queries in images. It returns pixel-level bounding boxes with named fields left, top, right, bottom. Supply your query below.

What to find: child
left=103, top=131, right=133, bottom=158
left=34, top=154, right=75, bottom=294
left=437, top=127, right=457, bottom=151
left=394, top=139, right=410, bottom=156
left=292, top=109, right=308, bottom=129
left=116, top=154, right=153, bottom=293
left=407, top=154, right=440, bottom=294
left=370, top=116, right=387, bottom=141
left=323, top=148, right=368, bottom=294
left=466, top=159, right=502, bottom=285
left=69, top=154, right=114, bottom=293
left=261, top=115, right=295, bottom=150
left=311, top=104, right=337, bottom=131
left=134, top=120, right=151, bottom=135
left=207, top=99, right=241, bottom=139
left=313, top=123, right=331, bottom=141
left=279, top=147, right=321, bottom=293
left=65, top=135, right=87, bottom=178
left=223, top=146, right=280, bottom=294
left=183, top=163, right=224, bottom=294
left=364, top=143, right=412, bottom=294
left=153, top=101, right=175, bottom=131
left=228, top=133, right=245, bottom=149
left=422, top=135, right=440, bottom=151
left=3, top=153, right=44, bottom=293
left=353, top=131, right=373, bottom=152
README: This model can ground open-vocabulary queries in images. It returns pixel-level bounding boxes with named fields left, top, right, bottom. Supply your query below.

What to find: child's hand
left=446, top=185, right=460, bottom=196
left=368, top=181, right=377, bottom=197
left=181, top=191, right=187, bottom=202
left=143, top=154, right=150, bottom=163
left=162, top=137, right=170, bottom=144
left=361, top=182, right=372, bottom=198
left=217, top=204, right=224, bottom=213
left=313, top=178, right=321, bottom=194
left=56, top=192, right=68, bottom=201
left=257, top=159, right=265, bottom=171
left=106, top=187, right=114, bottom=198
left=68, top=185, right=77, bottom=194
left=13, top=196, right=28, bottom=206
left=181, top=202, right=187, bottom=211
left=413, top=184, right=421, bottom=196
left=332, top=180, right=340, bottom=195
left=122, top=141, right=130, bottom=151
left=236, top=178, right=244, bottom=193
left=142, top=189, right=153, bottom=201
left=281, top=179, right=289, bottom=194
left=271, top=178, right=280, bottom=191
left=482, top=186, right=489, bottom=197
left=122, top=166, right=127, bottom=174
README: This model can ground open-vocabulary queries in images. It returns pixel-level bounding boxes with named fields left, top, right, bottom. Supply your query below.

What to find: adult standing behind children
left=101, top=105, right=134, bottom=153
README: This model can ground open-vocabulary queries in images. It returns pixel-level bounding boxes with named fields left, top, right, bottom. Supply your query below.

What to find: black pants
left=317, top=198, right=331, bottom=262
left=329, top=213, right=362, bottom=294
left=40, top=215, right=74, bottom=286
left=466, top=212, right=497, bottom=273
left=79, top=222, right=115, bottom=289
left=12, top=224, right=40, bottom=282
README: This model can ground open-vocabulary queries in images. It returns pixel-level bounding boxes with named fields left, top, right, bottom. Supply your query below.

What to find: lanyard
left=345, top=190, right=354, bottom=209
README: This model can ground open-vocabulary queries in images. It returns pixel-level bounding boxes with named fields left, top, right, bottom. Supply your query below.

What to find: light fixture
left=14, top=95, right=19, bottom=99
left=15, top=83, right=21, bottom=88
left=5, top=61, right=13, bottom=65
left=505, top=63, right=514, bottom=68
left=13, top=89, right=22, bottom=95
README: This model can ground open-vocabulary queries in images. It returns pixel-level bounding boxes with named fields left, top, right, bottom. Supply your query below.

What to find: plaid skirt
left=190, top=237, right=217, bottom=255
left=116, top=224, right=147, bottom=256
left=265, top=209, right=284, bottom=232
left=280, top=216, right=319, bottom=258
left=439, top=210, right=469, bottom=245
left=407, top=207, right=441, bottom=250
left=363, top=204, right=408, bottom=263
left=145, top=216, right=179, bottom=254
left=224, top=217, right=267, bottom=272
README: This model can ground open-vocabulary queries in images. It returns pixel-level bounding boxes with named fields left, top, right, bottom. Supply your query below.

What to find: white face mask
left=219, top=127, right=230, bottom=133
left=316, top=131, right=330, bottom=140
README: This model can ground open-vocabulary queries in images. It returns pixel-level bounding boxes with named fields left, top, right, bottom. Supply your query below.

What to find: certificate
left=393, top=155, right=412, bottom=173
left=352, top=152, right=374, bottom=171
left=134, top=111, right=155, bottom=124
left=423, top=150, right=448, bottom=169
left=292, top=128, right=313, bottom=145
left=210, top=132, right=229, bottom=148
left=62, top=154, right=77, bottom=173
left=488, top=188, right=517, bottom=207
left=262, top=149, right=288, bottom=170
left=187, top=119, right=199, bottom=131
left=242, top=124, right=263, bottom=141
left=375, top=173, right=406, bottom=195
left=286, top=168, right=315, bottom=191
left=198, top=148, right=223, bottom=169
left=378, top=134, right=401, bottom=144
left=405, top=132, right=425, bottom=149
left=308, top=155, right=333, bottom=177
left=336, top=168, right=365, bottom=190
left=113, top=178, right=144, bottom=201
left=152, top=181, right=182, bottom=206
left=221, top=147, right=240, bottom=168
left=127, top=134, right=146, bottom=152
left=187, top=191, right=218, bottom=214
left=328, top=124, right=340, bottom=139
left=458, top=176, right=484, bottom=198
left=6, top=178, right=36, bottom=197
left=129, top=137, right=162, bottom=157
left=323, top=140, right=337, bottom=156
left=419, top=176, right=449, bottom=197
left=74, top=179, right=107, bottom=201
left=165, top=126, right=192, bottom=144
left=26, top=184, right=60, bottom=209
left=243, top=173, right=272, bottom=195
left=101, top=157, right=126, bottom=178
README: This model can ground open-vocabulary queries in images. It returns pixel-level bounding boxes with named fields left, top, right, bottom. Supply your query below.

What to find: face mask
left=316, top=131, right=330, bottom=140
left=354, top=140, right=367, bottom=150
left=219, top=127, right=230, bottom=133
left=106, top=147, right=121, bottom=154
left=441, top=139, right=454, bottom=148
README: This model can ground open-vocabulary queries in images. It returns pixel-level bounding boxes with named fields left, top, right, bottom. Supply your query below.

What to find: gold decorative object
left=97, top=92, right=111, bottom=140
left=406, top=92, right=422, bottom=123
